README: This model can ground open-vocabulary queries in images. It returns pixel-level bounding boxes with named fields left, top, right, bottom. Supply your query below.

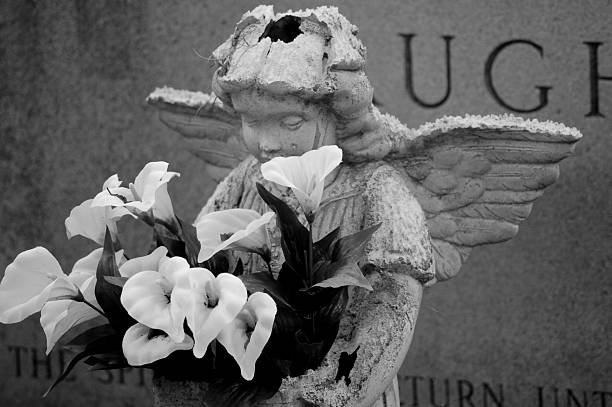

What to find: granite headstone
left=1, top=1, right=609, bottom=406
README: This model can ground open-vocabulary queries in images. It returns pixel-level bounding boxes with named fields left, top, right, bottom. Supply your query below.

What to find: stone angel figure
left=148, top=6, right=581, bottom=407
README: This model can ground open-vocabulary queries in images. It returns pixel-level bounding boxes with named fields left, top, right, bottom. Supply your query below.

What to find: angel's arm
left=319, top=165, right=432, bottom=406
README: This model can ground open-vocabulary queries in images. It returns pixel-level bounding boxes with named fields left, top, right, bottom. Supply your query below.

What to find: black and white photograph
left=0, top=1, right=609, bottom=406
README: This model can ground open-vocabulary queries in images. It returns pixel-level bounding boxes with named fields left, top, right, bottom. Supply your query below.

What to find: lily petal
left=196, top=209, right=274, bottom=262
left=91, top=186, right=135, bottom=209
left=192, top=273, right=247, bottom=358
left=127, top=162, right=180, bottom=212
left=260, top=145, right=342, bottom=215
left=151, top=183, right=176, bottom=223
left=92, top=163, right=179, bottom=223
left=217, top=292, right=277, bottom=380
left=122, top=323, right=194, bottom=366
left=68, top=248, right=104, bottom=287
left=65, top=199, right=125, bottom=245
left=118, top=247, right=168, bottom=278
left=40, top=298, right=101, bottom=355
left=120, top=259, right=187, bottom=341
left=173, top=271, right=247, bottom=359
left=0, top=247, right=65, bottom=323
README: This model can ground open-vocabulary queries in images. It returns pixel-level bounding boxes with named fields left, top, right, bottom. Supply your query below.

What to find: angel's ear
left=148, top=87, right=248, bottom=182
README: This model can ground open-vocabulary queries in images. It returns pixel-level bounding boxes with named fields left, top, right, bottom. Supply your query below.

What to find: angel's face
left=232, top=90, right=337, bottom=163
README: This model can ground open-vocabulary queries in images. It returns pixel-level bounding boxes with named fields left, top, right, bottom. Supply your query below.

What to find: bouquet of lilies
left=0, top=145, right=378, bottom=405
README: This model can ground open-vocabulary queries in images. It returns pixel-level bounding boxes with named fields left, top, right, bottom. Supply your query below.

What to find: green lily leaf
left=84, top=352, right=130, bottom=370
left=103, top=276, right=128, bottom=288
left=154, top=222, right=187, bottom=259
left=56, top=316, right=110, bottom=349
left=176, top=217, right=201, bottom=267
left=314, top=286, right=349, bottom=325
left=255, top=183, right=309, bottom=281
left=232, top=258, right=244, bottom=276
left=310, top=263, right=372, bottom=291
left=44, top=333, right=122, bottom=397
left=239, top=272, right=294, bottom=310
left=314, top=226, right=340, bottom=260
left=64, top=323, right=118, bottom=348
left=331, top=223, right=381, bottom=263
left=95, top=228, right=136, bottom=333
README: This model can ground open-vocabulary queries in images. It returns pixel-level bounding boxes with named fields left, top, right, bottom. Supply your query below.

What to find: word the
left=6, top=345, right=149, bottom=386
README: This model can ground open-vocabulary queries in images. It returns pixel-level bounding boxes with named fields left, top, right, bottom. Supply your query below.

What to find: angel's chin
left=257, top=153, right=281, bottom=163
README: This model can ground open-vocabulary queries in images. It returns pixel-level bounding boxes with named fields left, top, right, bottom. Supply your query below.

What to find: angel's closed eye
left=243, top=118, right=259, bottom=127
left=280, top=115, right=304, bottom=131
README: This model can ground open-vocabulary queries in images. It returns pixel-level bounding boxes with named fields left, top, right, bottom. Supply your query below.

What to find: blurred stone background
left=0, top=1, right=610, bottom=406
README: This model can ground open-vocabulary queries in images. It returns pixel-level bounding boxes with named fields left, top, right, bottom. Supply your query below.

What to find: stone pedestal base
left=152, top=375, right=400, bottom=407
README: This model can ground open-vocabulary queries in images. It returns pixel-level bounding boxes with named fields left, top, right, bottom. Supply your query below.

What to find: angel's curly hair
left=209, top=5, right=380, bottom=141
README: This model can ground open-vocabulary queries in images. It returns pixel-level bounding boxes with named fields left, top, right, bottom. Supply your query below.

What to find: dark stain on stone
left=335, top=346, right=360, bottom=386
left=259, top=15, right=302, bottom=43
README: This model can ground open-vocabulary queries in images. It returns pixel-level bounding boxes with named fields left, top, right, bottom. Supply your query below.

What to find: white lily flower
left=0, top=247, right=76, bottom=323
left=65, top=199, right=129, bottom=246
left=40, top=248, right=124, bottom=354
left=40, top=278, right=99, bottom=354
left=195, top=209, right=274, bottom=262
left=120, top=256, right=188, bottom=342
left=217, top=292, right=277, bottom=380
left=260, top=145, right=342, bottom=218
left=92, top=162, right=179, bottom=223
left=171, top=271, right=247, bottom=358
left=118, top=246, right=168, bottom=278
left=122, top=322, right=194, bottom=366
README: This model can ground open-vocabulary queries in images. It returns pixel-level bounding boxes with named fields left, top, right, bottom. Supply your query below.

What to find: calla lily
left=260, top=145, right=342, bottom=218
left=122, top=322, right=194, bottom=366
left=92, top=162, right=179, bottom=223
left=40, top=248, right=124, bottom=354
left=0, top=247, right=77, bottom=323
left=195, top=209, right=274, bottom=262
left=217, top=292, right=277, bottom=380
left=171, top=271, right=247, bottom=358
left=120, top=255, right=188, bottom=342
left=118, top=246, right=168, bottom=278
left=65, top=199, right=128, bottom=246
left=65, top=175, right=133, bottom=245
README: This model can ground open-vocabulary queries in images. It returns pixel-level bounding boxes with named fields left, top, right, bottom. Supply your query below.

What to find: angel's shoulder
left=356, top=161, right=434, bottom=282
left=359, top=161, right=417, bottom=201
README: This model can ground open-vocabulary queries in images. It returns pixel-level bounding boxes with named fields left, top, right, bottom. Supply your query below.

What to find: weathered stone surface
left=151, top=5, right=579, bottom=406
left=0, top=1, right=609, bottom=407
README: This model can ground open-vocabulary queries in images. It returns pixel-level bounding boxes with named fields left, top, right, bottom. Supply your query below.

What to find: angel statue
left=147, top=5, right=581, bottom=407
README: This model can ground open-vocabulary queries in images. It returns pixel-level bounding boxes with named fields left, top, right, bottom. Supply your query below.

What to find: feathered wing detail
left=388, top=114, right=582, bottom=282
left=147, top=87, right=248, bottom=181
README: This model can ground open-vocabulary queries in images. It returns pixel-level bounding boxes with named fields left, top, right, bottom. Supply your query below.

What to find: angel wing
left=147, top=87, right=248, bottom=181
left=389, top=114, right=582, bottom=282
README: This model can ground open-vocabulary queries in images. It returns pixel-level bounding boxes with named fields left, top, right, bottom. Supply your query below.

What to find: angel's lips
left=257, top=152, right=282, bottom=163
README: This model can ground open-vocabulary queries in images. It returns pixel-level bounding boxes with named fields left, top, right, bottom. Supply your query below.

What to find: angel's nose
left=258, top=134, right=281, bottom=153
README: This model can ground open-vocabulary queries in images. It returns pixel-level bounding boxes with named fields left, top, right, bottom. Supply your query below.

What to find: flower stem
left=307, top=222, right=316, bottom=340
left=307, top=223, right=314, bottom=286
left=82, top=298, right=107, bottom=318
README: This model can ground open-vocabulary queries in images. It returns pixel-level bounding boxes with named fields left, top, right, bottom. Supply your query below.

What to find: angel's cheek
left=241, top=124, right=265, bottom=159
